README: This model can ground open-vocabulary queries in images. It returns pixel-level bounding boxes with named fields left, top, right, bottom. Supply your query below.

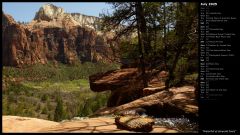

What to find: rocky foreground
left=3, top=116, right=178, bottom=133
left=89, top=68, right=198, bottom=118
left=3, top=84, right=197, bottom=133
left=93, top=85, right=198, bottom=119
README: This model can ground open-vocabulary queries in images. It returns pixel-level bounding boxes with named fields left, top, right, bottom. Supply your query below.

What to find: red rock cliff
left=2, top=5, right=117, bottom=67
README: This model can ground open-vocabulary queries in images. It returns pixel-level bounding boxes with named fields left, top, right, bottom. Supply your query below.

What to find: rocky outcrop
left=34, top=4, right=65, bottom=22
left=115, top=116, right=155, bottom=132
left=2, top=13, right=47, bottom=66
left=30, top=4, right=101, bottom=31
left=143, top=86, right=165, bottom=96
left=94, top=86, right=198, bottom=119
left=89, top=68, right=168, bottom=107
left=2, top=11, right=16, bottom=28
left=3, top=116, right=59, bottom=132
left=2, top=8, right=116, bottom=67
left=70, top=13, right=100, bottom=30
left=89, top=68, right=145, bottom=107
left=89, top=68, right=141, bottom=92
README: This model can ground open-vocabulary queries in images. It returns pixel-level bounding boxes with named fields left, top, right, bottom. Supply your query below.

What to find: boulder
left=115, top=116, right=155, bottom=132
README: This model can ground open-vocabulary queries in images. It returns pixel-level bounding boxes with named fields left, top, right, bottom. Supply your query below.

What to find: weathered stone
left=106, top=89, right=143, bottom=107
left=3, top=116, right=179, bottom=133
left=89, top=68, right=145, bottom=107
left=89, top=69, right=171, bottom=107
left=148, top=70, right=168, bottom=87
left=89, top=68, right=170, bottom=107
left=89, top=68, right=141, bottom=92
left=34, top=4, right=65, bottom=22
left=31, top=3, right=100, bottom=31
left=116, top=108, right=147, bottom=116
left=115, top=116, right=155, bottom=132
left=2, top=11, right=16, bottom=28
left=143, top=86, right=166, bottom=96
left=94, top=86, right=198, bottom=118
left=2, top=10, right=117, bottom=67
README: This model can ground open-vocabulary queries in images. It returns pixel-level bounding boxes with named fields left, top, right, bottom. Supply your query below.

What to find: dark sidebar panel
left=199, top=1, right=239, bottom=134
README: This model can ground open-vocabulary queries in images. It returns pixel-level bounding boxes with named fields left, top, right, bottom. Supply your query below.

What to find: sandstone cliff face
left=30, top=4, right=101, bottom=31
left=2, top=11, right=16, bottom=28
left=3, top=13, right=47, bottom=66
left=34, top=4, right=65, bottom=22
left=70, top=13, right=101, bottom=30
left=2, top=4, right=117, bottom=67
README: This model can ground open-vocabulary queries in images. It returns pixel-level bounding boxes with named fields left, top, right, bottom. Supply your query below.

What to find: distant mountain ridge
left=30, top=3, right=101, bottom=30
left=2, top=4, right=118, bottom=67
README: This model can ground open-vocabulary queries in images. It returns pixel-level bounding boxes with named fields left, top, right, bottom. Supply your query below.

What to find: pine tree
left=101, top=2, right=149, bottom=88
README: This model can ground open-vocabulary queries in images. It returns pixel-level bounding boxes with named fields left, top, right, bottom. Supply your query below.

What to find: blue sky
left=2, top=2, right=113, bottom=22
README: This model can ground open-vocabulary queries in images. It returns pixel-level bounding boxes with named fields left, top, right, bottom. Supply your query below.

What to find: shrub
left=41, top=94, right=49, bottom=102
left=42, top=106, right=48, bottom=114
left=54, top=92, right=66, bottom=122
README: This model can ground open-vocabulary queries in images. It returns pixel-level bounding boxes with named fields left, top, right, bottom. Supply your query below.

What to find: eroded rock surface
left=89, top=68, right=169, bottom=107
left=116, top=108, right=147, bottom=116
left=94, top=86, right=198, bottom=119
left=115, top=116, right=155, bottom=132
left=89, top=68, right=145, bottom=107
left=2, top=6, right=117, bottom=67
left=31, top=3, right=101, bottom=30
left=3, top=116, right=178, bottom=133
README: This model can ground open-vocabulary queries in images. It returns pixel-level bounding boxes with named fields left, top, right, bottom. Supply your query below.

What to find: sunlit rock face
left=32, top=3, right=101, bottom=30
left=2, top=4, right=118, bottom=67
left=70, top=13, right=101, bottom=30
left=2, top=11, right=16, bottom=27
left=34, top=3, right=65, bottom=22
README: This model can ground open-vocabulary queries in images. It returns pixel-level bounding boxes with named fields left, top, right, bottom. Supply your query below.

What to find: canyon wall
left=2, top=4, right=117, bottom=67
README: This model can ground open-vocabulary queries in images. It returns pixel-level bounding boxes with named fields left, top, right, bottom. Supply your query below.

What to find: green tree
left=101, top=2, right=150, bottom=87
left=48, top=113, right=54, bottom=121
left=41, top=94, right=49, bottom=102
left=42, top=106, right=48, bottom=114
left=54, top=93, right=65, bottom=122
left=165, top=3, right=198, bottom=88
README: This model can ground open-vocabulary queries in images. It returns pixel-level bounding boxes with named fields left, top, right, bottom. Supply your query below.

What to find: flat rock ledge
left=3, top=115, right=178, bottom=133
